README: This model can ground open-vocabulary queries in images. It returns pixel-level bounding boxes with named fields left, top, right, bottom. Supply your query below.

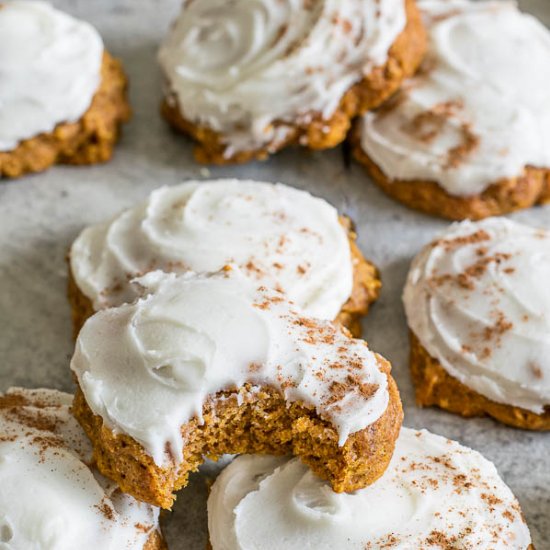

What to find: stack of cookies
left=1, top=0, right=548, bottom=548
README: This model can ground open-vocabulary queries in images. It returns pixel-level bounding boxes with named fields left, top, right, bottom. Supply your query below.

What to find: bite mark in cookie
left=71, top=268, right=401, bottom=508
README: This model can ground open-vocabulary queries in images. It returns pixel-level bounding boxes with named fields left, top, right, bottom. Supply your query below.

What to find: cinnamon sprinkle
left=95, top=499, right=115, bottom=521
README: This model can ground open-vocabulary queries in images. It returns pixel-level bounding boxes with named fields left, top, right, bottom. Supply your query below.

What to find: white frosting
left=208, top=428, right=532, bottom=549
left=0, top=388, right=160, bottom=550
left=0, top=1, right=103, bottom=152
left=158, top=0, right=406, bottom=155
left=404, top=217, right=550, bottom=413
left=359, top=0, right=550, bottom=196
left=70, top=179, right=354, bottom=320
left=70, top=269, right=390, bottom=467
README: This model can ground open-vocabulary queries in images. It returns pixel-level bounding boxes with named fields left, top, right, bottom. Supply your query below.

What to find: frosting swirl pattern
left=404, top=217, right=550, bottom=413
left=158, top=0, right=406, bottom=154
left=208, top=428, right=532, bottom=549
left=70, top=180, right=353, bottom=320
left=70, top=269, right=390, bottom=466
left=0, top=1, right=103, bottom=152
left=359, top=0, right=550, bottom=196
left=0, top=388, right=160, bottom=550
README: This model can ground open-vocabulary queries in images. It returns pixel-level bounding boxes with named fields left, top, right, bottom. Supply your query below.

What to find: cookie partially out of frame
left=68, top=180, right=381, bottom=338
left=0, top=2, right=130, bottom=179
left=0, top=388, right=165, bottom=550
left=404, top=218, right=550, bottom=429
left=354, top=0, right=550, bottom=220
left=208, top=429, right=533, bottom=549
left=71, top=268, right=402, bottom=509
left=158, top=0, right=426, bottom=164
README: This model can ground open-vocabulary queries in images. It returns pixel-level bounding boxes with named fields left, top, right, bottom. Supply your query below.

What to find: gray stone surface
left=0, top=0, right=549, bottom=547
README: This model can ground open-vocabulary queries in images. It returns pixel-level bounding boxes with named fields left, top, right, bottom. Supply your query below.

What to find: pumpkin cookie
left=158, top=0, right=426, bottom=164
left=68, top=180, right=381, bottom=338
left=404, top=218, right=550, bottom=429
left=353, top=0, right=550, bottom=220
left=208, top=428, right=533, bottom=549
left=0, top=1, right=130, bottom=178
left=71, top=268, right=402, bottom=509
left=0, top=387, right=165, bottom=550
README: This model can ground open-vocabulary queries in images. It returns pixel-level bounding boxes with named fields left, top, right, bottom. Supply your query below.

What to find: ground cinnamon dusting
left=439, top=230, right=491, bottom=250
left=445, top=123, right=480, bottom=169
left=402, top=100, right=465, bottom=143
left=425, top=530, right=459, bottom=547
left=430, top=252, right=513, bottom=291
left=528, top=362, right=543, bottom=380
left=95, top=499, right=115, bottom=521
left=399, top=99, right=482, bottom=168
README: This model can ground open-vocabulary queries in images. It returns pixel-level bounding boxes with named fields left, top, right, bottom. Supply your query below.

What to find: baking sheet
left=0, top=0, right=549, bottom=547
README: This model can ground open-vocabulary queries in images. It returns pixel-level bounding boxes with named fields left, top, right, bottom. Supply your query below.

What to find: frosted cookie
left=0, top=387, right=165, bottom=550
left=68, top=179, right=381, bottom=338
left=158, top=0, right=426, bottom=164
left=207, top=428, right=533, bottom=550
left=404, top=218, right=550, bottom=429
left=71, top=268, right=402, bottom=509
left=353, top=0, right=550, bottom=220
left=0, top=1, right=130, bottom=179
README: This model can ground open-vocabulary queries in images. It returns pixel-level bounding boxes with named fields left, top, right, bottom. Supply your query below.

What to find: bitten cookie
left=71, top=268, right=402, bottom=509
left=68, top=179, right=381, bottom=338
left=353, top=0, right=550, bottom=220
left=207, top=428, right=533, bottom=549
left=0, top=1, right=130, bottom=179
left=404, top=218, right=550, bottom=429
left=0, top=388, right=165, bottom=550
left=158, top=0, right=426, bottom=164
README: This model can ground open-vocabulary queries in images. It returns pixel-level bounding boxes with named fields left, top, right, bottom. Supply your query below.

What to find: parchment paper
left=0, top=0, right=549, bottom=546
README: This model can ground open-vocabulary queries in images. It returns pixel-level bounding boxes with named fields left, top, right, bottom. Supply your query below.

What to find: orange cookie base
left=144, top=531, right=167, bottom=550
left=73, top=361, right=403, bottom=509
left=0, top=51, right=131, bottom=179
left=161, top=0, right=426, bottom=164
left=67, top=267, right=97, bottom=340
left=352, top=131, right=550, bottom=220
left=67, top=218, right=381, bottom=339
left=410, top=331, right=550, bottom=430
left=335, top=216, right=381, bottom=337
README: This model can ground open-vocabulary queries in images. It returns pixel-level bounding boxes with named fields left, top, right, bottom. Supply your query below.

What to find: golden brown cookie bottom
left=336, top=217, right=381, bottom=338
left=67, top=217, right=381, bottom=339
left=144, top=530, right=167, bottom=550
left=73, top=362, right=403, bottom=509
left=410, top=331, right=550, bottom=430
left=352, top=131, right=550, bottom=220
left=0, top=51, right=131, bottom=179
left=160, top=0, right=426, bottom=164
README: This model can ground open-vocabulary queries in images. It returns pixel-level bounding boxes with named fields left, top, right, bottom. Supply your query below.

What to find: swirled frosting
left=70, top=268, right=390, bottom=466
left=0, top=388, right=160, bottom=550
left=70, top=179, right=353, bottom=320
left=0, top=1, right=103, bottom=152
left=404, top=217, right=550, bottom=412
left=358, top=0, right=550, bottom=196
left=158, top=0, right=406, bottom=155
left=208, top=428, right=532, bottom=549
